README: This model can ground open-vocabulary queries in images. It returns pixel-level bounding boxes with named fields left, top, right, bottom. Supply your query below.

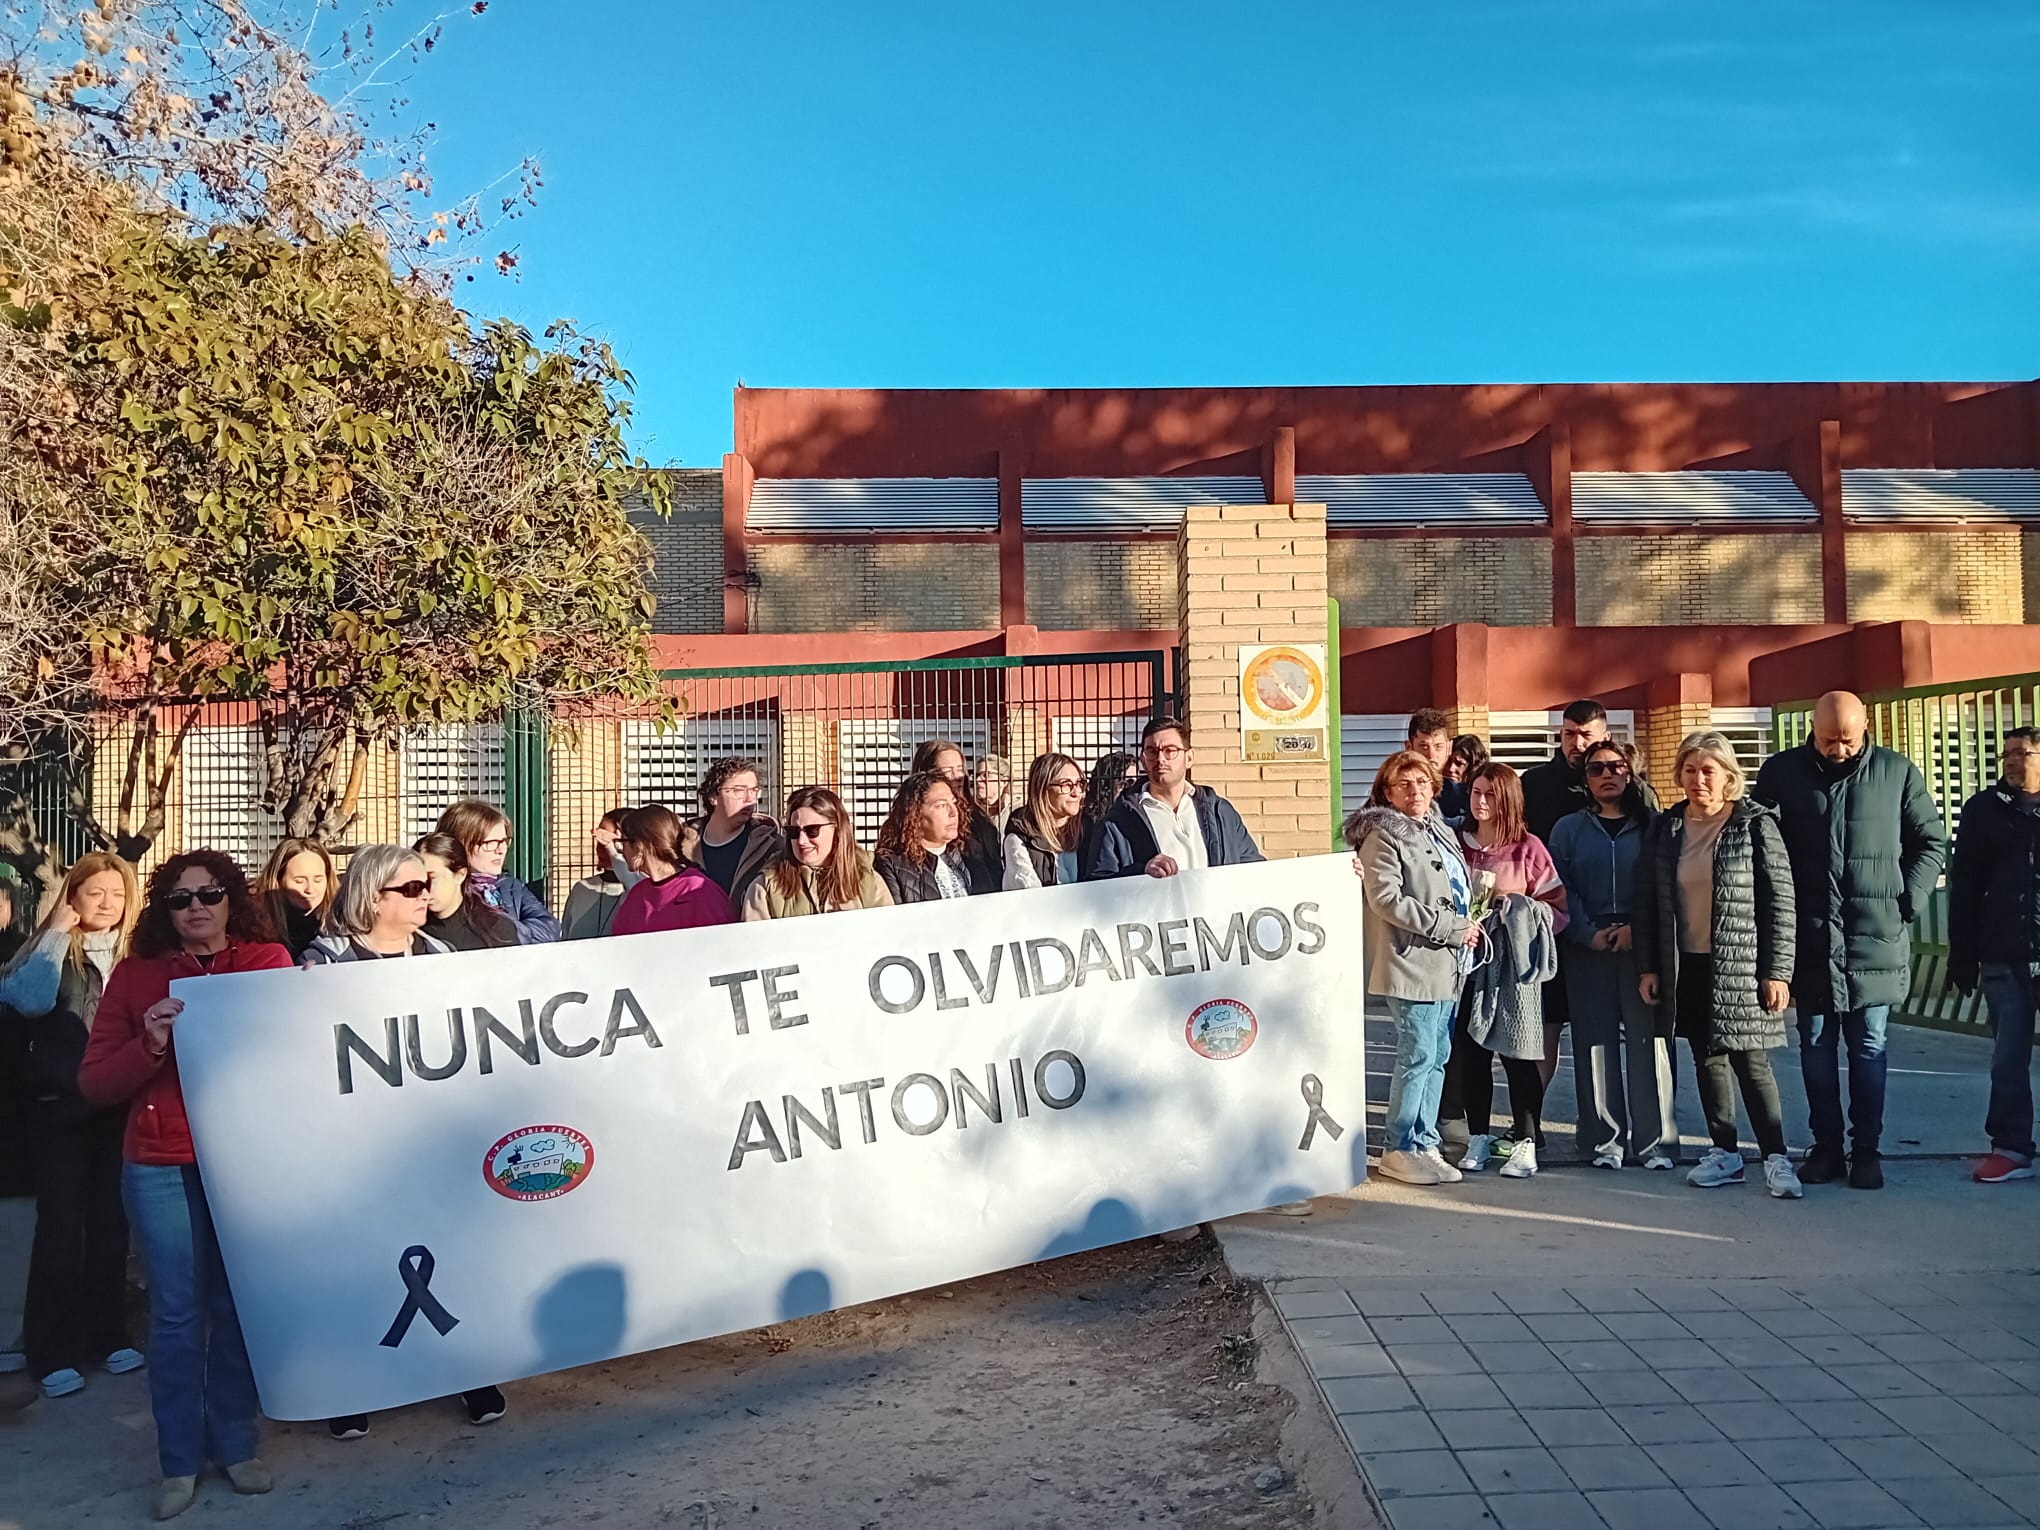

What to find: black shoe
left=328, top=1415, right=369, bottom=1441
left=1798, top=1142, right=1848, bottom=1184
left=1848, top=1148, right=1884, bottom=1190
left=463, top=1386, right=506, bottom=1425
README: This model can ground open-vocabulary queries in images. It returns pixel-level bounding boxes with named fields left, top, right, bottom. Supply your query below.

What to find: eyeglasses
left=476, top=836, right=510, bottom=851
left=1143, top=744, right=1186, bottom=759
left=163, top=885, right=228, bottom=911
left=1051, top=777, right=1084, bottom=791
left=1585, top=761, right=1631, bottom=778
left=381, top=880, right=431, bottom=900
left=789, top=822, right=832, bottom=842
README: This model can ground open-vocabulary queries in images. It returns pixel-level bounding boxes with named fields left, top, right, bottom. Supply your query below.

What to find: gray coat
left=1346, top=805, right=1474, bottom=1002
left=1461, top=893, right=1560, bottom=1060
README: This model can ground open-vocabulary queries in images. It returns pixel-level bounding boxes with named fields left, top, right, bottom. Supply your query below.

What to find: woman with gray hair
left=301, top=843, right=506, bottom=1436
left=303, top=846, right=450, bottom=964
left=1634, top=731, right=1800, bottom=1198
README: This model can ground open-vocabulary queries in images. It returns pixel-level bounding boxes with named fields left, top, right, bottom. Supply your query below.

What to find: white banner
left=172, top=854, right=1368, bottom=1420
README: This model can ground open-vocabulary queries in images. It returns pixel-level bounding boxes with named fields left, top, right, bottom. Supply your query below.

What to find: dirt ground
left=1, top=1230, right=1372, bottom=1530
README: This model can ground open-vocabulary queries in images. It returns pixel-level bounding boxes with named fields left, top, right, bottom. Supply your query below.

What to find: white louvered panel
left=621, top=718, right=780, bottom=818
left=747, top=478, right=998, bottom=533
left=399, top=723, right=507, bottom=843
left=835, top=719, right=992, bottom=843
left=179, top=724, right=276, bottom=875
left=1571, top=471, right=1818, bottom=525
left=1301, top=474, right=1547, bottom=529
left=1710, top=707, right=1775, bottom=776
left=1487, top=711, right=1636, bottom=774
left=1050, top=714, right=1146, bottom=767
left=1022, top=476, right=1267, bottom=529
left=1339, top=715, right=1414, bottom=816
left=1841, top=468, right=2040, bottom=524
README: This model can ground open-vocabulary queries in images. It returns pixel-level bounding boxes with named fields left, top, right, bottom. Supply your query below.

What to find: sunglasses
left=788, top=822, right=834, bottom=842
left=381, top=880, right=431, bottom=899
left=1585, top=760, right=1631, bottom=778
left=163, top=885, right=228, bottom=912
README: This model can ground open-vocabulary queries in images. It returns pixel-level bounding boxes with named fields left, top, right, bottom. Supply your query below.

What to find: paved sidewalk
left=1219, top=1015, right=2040, bottom=1530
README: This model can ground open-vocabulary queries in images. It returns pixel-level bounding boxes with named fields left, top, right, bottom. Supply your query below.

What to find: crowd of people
left=1, top=696, right=2034, bottom=1518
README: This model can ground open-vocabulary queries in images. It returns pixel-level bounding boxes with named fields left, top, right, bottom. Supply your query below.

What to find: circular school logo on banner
left=485, top=1125, right=595, bottom=1202
left=1186, top=999, right=1259, bottom=1060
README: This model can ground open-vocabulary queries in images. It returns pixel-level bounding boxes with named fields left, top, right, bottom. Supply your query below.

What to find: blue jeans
left=122, top=1163, right=260, bottom=1478
left=1797, top=1005, right=1891, bottom=1149
left=1383, top=997, right=1457, bottom=1154
left=1980, top=963, right=2038, bottom=1159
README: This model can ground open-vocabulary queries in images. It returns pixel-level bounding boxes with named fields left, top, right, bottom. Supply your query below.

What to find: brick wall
left=631, top=468, right=725, bottom=635
left=1846, top=529, right=2023, bottom=623
left=1025, top=539, right=1176, bottom=629
left=1642, top=703, right=1712, bottom=790
left=750, top=541, right=1001, bottom=632
left=1577, top=535, right=1824, bottom=626
left=1330, top=538, right=1552, bottom=626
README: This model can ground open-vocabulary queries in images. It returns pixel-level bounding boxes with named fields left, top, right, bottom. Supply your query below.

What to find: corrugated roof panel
left=1022, top=476, right=1267, bottom=529
left=1842, top=468, right=2040, bottom=524
left=748, top=478, right=999, bottom=533
left=1299, top=473, right=1547, bottom=528
left=1571, top=471, right=1818, bottom=525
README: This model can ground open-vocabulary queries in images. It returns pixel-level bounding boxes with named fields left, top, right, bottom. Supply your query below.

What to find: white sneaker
left=102, top=1348, right=145, bottom=1375
left=1687, top=1147, right=1746, bottom=1188
left=0, top=1352, right=22, bottom=1375
left=1420, top=1147, right=1464, bottom=1184
left=1593, top=1151, right=1623, bottom=1170
left=39, top=1368, right=84, bottom=1399
left=1643, top=1153, right=1675, bottom=1171
left=1764, top=1154, right=1804, bottom=1200
left=1500, top=1140, right=1539, bottom=1178
left=1377, top=1149, right=1445, bottom=1185
left=1271, top=1200, right=1314, bottom=1217
left=1460, top=1134, right=1492, bottom=1173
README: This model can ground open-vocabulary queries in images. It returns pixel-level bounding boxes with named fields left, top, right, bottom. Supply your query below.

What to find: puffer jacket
left=875, top=845, right=975, bottom=906
left=1752, top=741, right=1946, bottom=1014
left=1634, top=798, right=1796, bottom=1050
left=1346, top=805, right=1473, bottom=1002
left=741, top=852, right=894, bottom=919
left=1947, top=783, right=2040, bottom=978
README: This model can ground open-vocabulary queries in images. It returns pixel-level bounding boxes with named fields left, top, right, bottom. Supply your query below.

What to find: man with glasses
left=684, top=757, right=779, bottom=914
left=1082, top=717, right=1263, bottom=880
left=1944, top=727, right=2039, bottom=1184
left=1755, top=691, right=1947, bottom=1191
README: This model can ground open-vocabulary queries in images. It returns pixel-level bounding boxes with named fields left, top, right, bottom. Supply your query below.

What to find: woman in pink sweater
left=612, top=806, right=735, bottom=936
left=1449, top=762, right=1568, bottom=1176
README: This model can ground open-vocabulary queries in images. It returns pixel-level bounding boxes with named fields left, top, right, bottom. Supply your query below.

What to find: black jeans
left=1678, top=955, right=1787, bottom=1159
left=24, top=1099, right=131, bottom=1377
left=1450, top=1037, right=1546, bottom=1143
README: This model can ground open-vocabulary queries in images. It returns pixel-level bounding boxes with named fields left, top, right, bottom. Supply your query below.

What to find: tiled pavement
left=1272, top=1273, right=2040, bottom=1530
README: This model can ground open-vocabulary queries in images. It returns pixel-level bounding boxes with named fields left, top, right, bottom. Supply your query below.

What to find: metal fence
left=543, top=651, right=1171, bottom=900
left=1774, top=672, right=2040, bottom=1034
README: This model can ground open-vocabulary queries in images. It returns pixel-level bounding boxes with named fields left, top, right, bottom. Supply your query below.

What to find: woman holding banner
left=742, top=787, right=893, bottom=919
left=1002, top=753, right=1088, bottom=889
left=77, top=851, right=293, bottom=1520
left=1347, top=752, right=1482, bottom=1189
left=875, top=771, right=976, bottom=904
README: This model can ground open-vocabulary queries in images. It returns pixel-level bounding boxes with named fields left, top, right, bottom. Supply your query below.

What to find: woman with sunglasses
left=742, top=787, right=893, bottom=919
left=1550, top=740, right=1674, bottom=1170
left=613, top=805, right=737, bottom=935
left=415, top=833, right=519, bottom=951
left=303, top=845, right=452, bottom=963
left=1003, top=753, right=1088, bottom=889
left=300, top=843, right=511, bottom=1438
left=77, top=851, right=292, bottom=1520
left=433, top=799, right=561, bottom=944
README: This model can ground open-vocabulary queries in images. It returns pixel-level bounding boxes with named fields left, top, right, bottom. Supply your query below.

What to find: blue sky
left=385, top=1, right=2039, bottom=467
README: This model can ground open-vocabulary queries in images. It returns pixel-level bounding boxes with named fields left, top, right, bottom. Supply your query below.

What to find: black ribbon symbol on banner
left=379, top=1246, right=460, bottom=1349
left=1298, top=1074, right=1345, bottom=1151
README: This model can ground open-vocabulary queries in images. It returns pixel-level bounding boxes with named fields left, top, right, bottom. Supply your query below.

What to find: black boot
left=1848, top=1144, right=1884, bottom=1190
left=1799, top=1141, right=1848, bottom=1184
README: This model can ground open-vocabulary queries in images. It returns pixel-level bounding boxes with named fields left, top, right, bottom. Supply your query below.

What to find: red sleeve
left=612, top=885, right=649, bottom=937
left=77, top=958, right=169, bottom=1107
left=235, top=942, right=296, bottom=973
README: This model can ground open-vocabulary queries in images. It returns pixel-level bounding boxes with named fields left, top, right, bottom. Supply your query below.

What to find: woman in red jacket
left=78, top=850, right=293, bottom=1522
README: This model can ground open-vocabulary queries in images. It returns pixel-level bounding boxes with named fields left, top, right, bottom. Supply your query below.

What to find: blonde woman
left=1002, top=753, right=1087, bottom=889
left=1635, top=731, right=1801, bottom=1198
left=742, top=787, right=893, bottom=919
left=0, top=853, right=143, bottom=1400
